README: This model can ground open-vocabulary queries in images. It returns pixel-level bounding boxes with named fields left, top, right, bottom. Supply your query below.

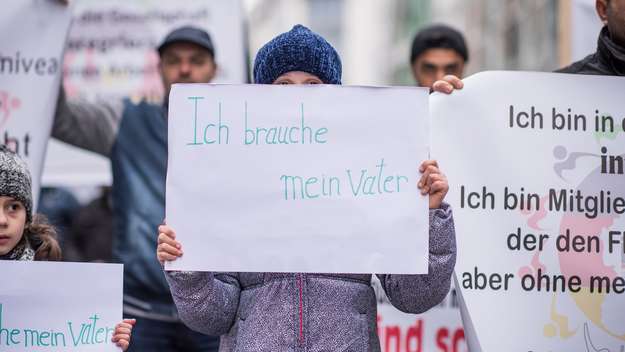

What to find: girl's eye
left=7, top=203, right=21, bottom=212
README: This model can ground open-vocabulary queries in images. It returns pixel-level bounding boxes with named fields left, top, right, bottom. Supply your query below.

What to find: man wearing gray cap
left=52, top=26, right=220, bottom=351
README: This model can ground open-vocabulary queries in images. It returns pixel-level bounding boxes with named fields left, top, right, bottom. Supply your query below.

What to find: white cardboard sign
left=0, top=261, right=123, bottom=351
left=166, top=84, right=430, bottom=274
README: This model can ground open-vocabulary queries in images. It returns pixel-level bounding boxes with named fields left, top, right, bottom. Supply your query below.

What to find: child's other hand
left=111, top=318, right=135, bottom=351
left=418, top=160, right=448, bottom=209
left=157, top=224, right=183, bottom=265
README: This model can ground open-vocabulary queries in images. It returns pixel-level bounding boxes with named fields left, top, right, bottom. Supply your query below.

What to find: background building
left=244, top=0, right=600, bottom=85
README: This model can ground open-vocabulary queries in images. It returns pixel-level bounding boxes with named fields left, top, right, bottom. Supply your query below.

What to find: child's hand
left=157, top=224, right=183, bottom=265
left=432, top=75, right=463, bottom=94
left=418, top=160, right=448, bottom=209
left=111, top=318, right=135, bottom=351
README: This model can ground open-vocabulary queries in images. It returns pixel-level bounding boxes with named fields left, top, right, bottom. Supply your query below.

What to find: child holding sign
left=0, top=145, right=135, bottom=351
left=158, top=25, right=456, bottom=351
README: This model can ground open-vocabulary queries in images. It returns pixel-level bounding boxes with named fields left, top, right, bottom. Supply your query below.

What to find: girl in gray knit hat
left=0, top=145, right=136, bottom=351
left=158, top=25, right=456, bottom=351
left=0, top=145, right=61, bottom=261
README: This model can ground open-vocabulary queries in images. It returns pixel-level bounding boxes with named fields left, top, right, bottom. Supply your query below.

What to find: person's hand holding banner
left=419, top=159, right=449, bottom=209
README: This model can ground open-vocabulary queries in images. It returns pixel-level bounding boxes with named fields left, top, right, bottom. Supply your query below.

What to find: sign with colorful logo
left=432, top=71, right=625, bottom=351
left=0, top=0, right=72, bottom=205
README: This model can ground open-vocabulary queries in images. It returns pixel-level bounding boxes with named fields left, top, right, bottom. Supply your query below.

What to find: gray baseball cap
left=157, top=26, right=215, bottom=57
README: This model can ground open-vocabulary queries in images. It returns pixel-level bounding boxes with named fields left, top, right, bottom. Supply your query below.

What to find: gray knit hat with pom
left=0, top=145, right=32, bottom=222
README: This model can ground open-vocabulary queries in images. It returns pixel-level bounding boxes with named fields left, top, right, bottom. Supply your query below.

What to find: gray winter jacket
left=164, top=203, right=455, bottom=351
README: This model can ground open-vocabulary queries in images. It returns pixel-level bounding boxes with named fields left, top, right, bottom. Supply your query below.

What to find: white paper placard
left=166, top=84, right=430, bottom=274
left=0, top=261, right=123, bottom=351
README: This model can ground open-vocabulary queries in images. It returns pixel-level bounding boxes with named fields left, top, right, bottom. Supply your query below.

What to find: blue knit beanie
left=253, top=25, right=342, bottom=85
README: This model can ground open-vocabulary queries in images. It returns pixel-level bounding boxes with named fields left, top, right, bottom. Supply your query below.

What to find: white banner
left=43, top=0, right=247, bottom=187
left=166, top=84, right=430, bottom=273
left=373, top=277, right=466, bottom=352
left=0, top=0, right=72, bottom=206
left=432, top=71, right=625, bottom=351
left=0, top=261, right=123, bottom=351
left=63, top=0, right=246, bottom=102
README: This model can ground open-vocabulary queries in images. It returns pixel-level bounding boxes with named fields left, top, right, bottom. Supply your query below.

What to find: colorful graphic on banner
left=432, top=71, right=625, bottom=351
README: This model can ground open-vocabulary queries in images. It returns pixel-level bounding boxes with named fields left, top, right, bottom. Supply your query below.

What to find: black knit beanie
left=410, top=24, right=469, bottom=64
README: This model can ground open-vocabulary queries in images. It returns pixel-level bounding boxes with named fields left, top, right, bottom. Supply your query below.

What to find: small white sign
left=0, top=261, right=123, bottom=351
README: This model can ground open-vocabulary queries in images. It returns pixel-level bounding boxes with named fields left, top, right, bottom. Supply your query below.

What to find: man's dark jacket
left=558, top=26, right=625, bottom=75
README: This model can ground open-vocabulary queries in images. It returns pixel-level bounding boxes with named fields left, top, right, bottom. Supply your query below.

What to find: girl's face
left=273, top=71, right=323, bottom=85
left=0, top=196, right=26, bottom=256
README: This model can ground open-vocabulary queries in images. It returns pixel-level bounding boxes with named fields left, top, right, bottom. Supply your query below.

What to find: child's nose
left=0, top=211, right=8, bottom=226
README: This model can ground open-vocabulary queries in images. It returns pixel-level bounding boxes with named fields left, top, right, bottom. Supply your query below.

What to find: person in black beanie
left=558, top=0, right=625, bottom=75
left=409, top=24, right=469, bottom=88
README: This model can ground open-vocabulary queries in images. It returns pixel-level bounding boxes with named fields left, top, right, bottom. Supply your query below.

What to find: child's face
left=0, top=196, right=27, bottom=256
left=273, top=71, right=323, bottom=85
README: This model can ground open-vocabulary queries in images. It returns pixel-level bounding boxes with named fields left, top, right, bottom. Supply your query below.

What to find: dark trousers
left=126, top=315, right=220, bottom=352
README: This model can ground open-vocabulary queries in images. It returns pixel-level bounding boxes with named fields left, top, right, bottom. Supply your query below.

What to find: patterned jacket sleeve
left=377, top=202, right=456, bottom=314
left=165, top=271, right=241, bottom=335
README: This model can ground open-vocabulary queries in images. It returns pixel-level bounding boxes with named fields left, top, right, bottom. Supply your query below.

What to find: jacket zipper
left=298, top=273, right=305, bottom=346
